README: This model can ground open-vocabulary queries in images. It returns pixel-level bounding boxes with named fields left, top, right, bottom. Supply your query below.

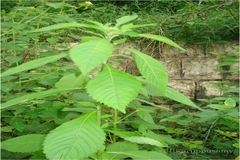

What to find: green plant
left=1, top=12, right=203, bottom=159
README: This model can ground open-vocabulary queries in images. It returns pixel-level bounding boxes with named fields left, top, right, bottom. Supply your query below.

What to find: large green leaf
left=1, top=88, right=81, bottom=109
left=55, top=73, right=86, bottom=89
left=129, top=49, right=168, bottom=94
left=86, top=64, right=141, bottom=113
left=106, top=141, right=138, bottom=160
left=1, top=53, right=68, bottom=77
left=138, top=34, right=186, bottom=51
left=165, top=87, right=203, bottom=111
left=2, top=134, right=45, bottom=153
left=70, top=38, right=113, bottom=75
left=115, top=13, right=138, bottom=28
left=43, top=111, right=105, bottom=159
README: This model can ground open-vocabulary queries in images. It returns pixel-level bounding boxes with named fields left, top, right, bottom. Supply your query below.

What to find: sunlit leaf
left=129, top=49, right=168, bottom=94
left=55, top=73, right=86, bottom=89
left=87, top=64, right=141, bottom=113
left=138, top=34, right=186, bottom=51
left=70, top=38, right=113, bottom=75
left=165, top=87, right=203, bottom=111
left=115, top=13, right=138, bottom=27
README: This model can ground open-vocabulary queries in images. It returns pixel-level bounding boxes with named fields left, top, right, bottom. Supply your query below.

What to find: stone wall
left=117, top=41, right=239, bottom=100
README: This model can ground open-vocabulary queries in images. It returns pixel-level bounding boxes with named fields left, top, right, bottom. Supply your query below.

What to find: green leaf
left=207, top=104, right=224, bottom=110
left=217, top=61, right=236, bottom=66
left=1, top=53, right=68, bottom=77
left=123, top=136, right=166, bottom=147
left=46, top=2, right=65, bottom=9
left=137, top=111, right=154, bottom=124
left=106, top=142, right=138, bottom=160
left=70, top=38, right=113, bottom=75
left=110, top=150, right=172, bottom=160
left=1, top=42, right=26, bottom=51
left=195, top=110, right=219, bottom=122
left=113, top=38, right=127, bottom=45
left=129, top=49, right=168, bottom=94
left=165, top=87, right=203, bottom=111
left=30, top=23, right=105, bottom=33
left=2, top=134, right=45, bottom=153
left=1, top=88, right=81, bottom=109
left=119, top=31, right=139, bottom=37
left=9, top=118, right=25, bottom=132
left=224, top=98, right=236, bottom=108
left=55, top=73, right=86, bottom=89
left=138, top=34, right=186, bottom=51
left=115, top=13, right=138, bottom=28
left=87, top=65, right=141, bottom=113
left=5, top=56, right=22, bottom=64
left=144, top=132, right=181, bottom=145
left=43, top=111, right=105, bottom=160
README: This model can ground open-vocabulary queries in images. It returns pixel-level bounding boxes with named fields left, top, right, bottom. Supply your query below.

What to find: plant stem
left=113, top=109, right=118, bottom=143
left=96, top=105, right=102, bottom=160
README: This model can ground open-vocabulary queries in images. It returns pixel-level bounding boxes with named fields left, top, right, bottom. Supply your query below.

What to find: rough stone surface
left=198, top=81, right=223, bottom=98
left=119, top=41, right=239, bottom=99
left=168, top=80, right=196, bottom=99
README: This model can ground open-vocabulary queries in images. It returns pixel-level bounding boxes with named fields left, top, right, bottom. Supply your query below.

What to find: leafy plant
left=1, top=12, right=202, bottom=159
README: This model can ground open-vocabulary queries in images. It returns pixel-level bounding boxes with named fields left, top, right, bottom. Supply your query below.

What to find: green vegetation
left=1, top=1, right=239, bottom=160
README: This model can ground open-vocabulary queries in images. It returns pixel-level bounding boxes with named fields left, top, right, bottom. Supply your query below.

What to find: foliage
left=1, top=1, right=239, bottom=160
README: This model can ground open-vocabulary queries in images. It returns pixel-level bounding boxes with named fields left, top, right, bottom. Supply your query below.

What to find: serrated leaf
left=1, top=88, right=80, bottom=109
left=165, top=87, right=203, bottom=111
left=129, top=49, right=168, bottom=94
left=138, top=34, right=186, bottom=51
left=70, top=39, right=113, bottom=75
left=1, top=53, right=68, bottom=77
left=123, top=136, right=165, bottom=147
left=87, top=65, right=141, bottom=113
left=124, top=151, right=172, bottom=160
left=2, top=134, right=45, bottom=153
left=106, top=142, right=138, bottom=160
left=115, top=13, right=138, bottom=27
left=55, top=73, right=86, bottom=89
left=43, top=111, right=105, bottom=159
